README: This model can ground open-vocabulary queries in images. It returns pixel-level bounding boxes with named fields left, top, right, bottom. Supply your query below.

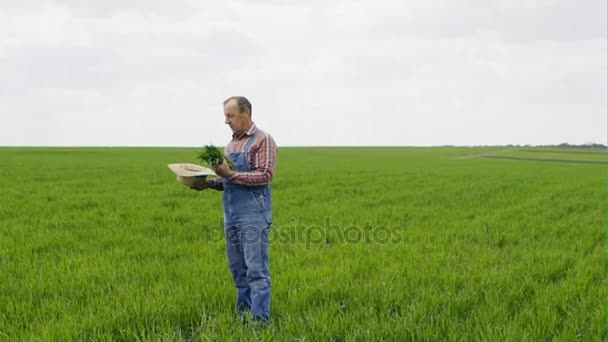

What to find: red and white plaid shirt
left=209, top=123, right=277, bottom=189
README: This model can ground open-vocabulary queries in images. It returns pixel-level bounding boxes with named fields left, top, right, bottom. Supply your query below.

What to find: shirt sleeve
left=228, top=133, right=277, bottom=186
left=206, top=178, right=224, bottom=191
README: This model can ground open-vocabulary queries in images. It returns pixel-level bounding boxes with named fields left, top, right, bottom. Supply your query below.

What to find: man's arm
left=206, top=178, right=224, bottom=191
left=228, top=133, right=277, bottom=187
left=190, top=178, right=223, bottom=191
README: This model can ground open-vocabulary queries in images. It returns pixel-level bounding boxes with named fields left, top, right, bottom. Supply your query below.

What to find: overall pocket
left=250, top=190, right=265, bottom=211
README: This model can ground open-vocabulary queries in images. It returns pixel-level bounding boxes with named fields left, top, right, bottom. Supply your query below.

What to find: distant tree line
left=505, top=143, right=607, bottom=149
left=556, top=143, right=607, bottom=149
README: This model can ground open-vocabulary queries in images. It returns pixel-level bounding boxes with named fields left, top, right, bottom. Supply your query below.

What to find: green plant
left=197, top=145, right=236, bottom=170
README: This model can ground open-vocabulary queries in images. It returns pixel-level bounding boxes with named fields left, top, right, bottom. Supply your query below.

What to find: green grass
left=0, top=147, right=606, bottom=340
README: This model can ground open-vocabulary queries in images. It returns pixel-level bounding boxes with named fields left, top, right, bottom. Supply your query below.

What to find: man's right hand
left=190, top=179, right=210, bottom=191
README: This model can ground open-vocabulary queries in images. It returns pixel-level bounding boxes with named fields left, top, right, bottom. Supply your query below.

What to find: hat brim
left=168, top=163, right=217, bottom=177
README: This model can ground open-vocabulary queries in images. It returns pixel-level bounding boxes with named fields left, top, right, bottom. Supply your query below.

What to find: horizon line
left=0, top=143, right=606, bottom=149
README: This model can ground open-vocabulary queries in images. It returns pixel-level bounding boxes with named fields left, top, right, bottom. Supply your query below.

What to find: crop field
left=0, top=147, right=606, bottom=340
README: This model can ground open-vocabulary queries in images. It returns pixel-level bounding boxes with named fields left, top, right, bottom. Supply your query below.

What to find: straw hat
left=167, top=163, right=217, bottom=187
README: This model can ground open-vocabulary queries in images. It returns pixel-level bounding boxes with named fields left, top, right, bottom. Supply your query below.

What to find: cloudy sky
left=0, top=0, right=606, bottom=146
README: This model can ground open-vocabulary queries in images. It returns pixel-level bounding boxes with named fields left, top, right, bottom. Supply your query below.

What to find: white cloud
left=0, top=0, right=605, bottom=146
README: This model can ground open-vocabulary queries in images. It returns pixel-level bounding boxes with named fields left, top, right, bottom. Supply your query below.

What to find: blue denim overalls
left=221, top=131, right=272, bottom=322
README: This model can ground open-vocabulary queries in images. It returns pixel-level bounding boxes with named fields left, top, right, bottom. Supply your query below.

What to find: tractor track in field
left=516, top=149, right=607, bottom=155
left=451, top=149, right=511, bottom=160
left=481, top=155, right=608, bottom=165
left=453, top=149, right=608, bottom=165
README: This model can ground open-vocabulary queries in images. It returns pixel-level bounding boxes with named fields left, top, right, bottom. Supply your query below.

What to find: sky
left=0, top=0, right=606, bottom=147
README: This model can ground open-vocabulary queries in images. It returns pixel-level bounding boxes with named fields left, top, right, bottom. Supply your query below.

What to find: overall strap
left=243, top=130, right=260, bottom=151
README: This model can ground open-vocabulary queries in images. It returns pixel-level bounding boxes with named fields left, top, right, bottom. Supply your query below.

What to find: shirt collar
left=233, top=122, right=257, bottom=139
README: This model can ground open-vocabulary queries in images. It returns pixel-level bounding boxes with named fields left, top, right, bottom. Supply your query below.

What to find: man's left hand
left=215, top=160, right=235, bottom=178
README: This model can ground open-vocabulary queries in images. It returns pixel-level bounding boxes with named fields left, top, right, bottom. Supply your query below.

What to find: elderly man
left=192, top=96, right=277, bottom=324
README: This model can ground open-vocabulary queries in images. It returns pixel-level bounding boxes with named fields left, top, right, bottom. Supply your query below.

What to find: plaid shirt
left=208, top=123, right=277, bottom=190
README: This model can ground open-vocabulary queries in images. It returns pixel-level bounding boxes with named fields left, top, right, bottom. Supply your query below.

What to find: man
left=191, top=96, right=277, bottom=324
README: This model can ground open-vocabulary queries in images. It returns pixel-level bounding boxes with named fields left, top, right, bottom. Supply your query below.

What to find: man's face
left=224, top=99, right=251, bottom=134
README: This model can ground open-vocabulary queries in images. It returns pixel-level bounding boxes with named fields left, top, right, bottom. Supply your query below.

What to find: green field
left=0, top=147, right=606, bottom=340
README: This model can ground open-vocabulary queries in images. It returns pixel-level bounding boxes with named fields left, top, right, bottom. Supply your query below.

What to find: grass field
left=0, top=147, right=606, bottom=340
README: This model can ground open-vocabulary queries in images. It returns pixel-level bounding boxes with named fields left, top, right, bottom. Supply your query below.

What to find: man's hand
left=189, top=178, right=210, bottom=191
left=215, top=159, right=235, bottom=179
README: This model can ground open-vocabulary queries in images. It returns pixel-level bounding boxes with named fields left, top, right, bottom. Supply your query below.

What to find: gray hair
left=223, top=96, right=252, bottom=115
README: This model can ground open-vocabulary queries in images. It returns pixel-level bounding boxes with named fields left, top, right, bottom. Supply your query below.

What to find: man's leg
left=224, top=224, right=250, bottom=314
left=241, top=221, right=271, bottom=323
